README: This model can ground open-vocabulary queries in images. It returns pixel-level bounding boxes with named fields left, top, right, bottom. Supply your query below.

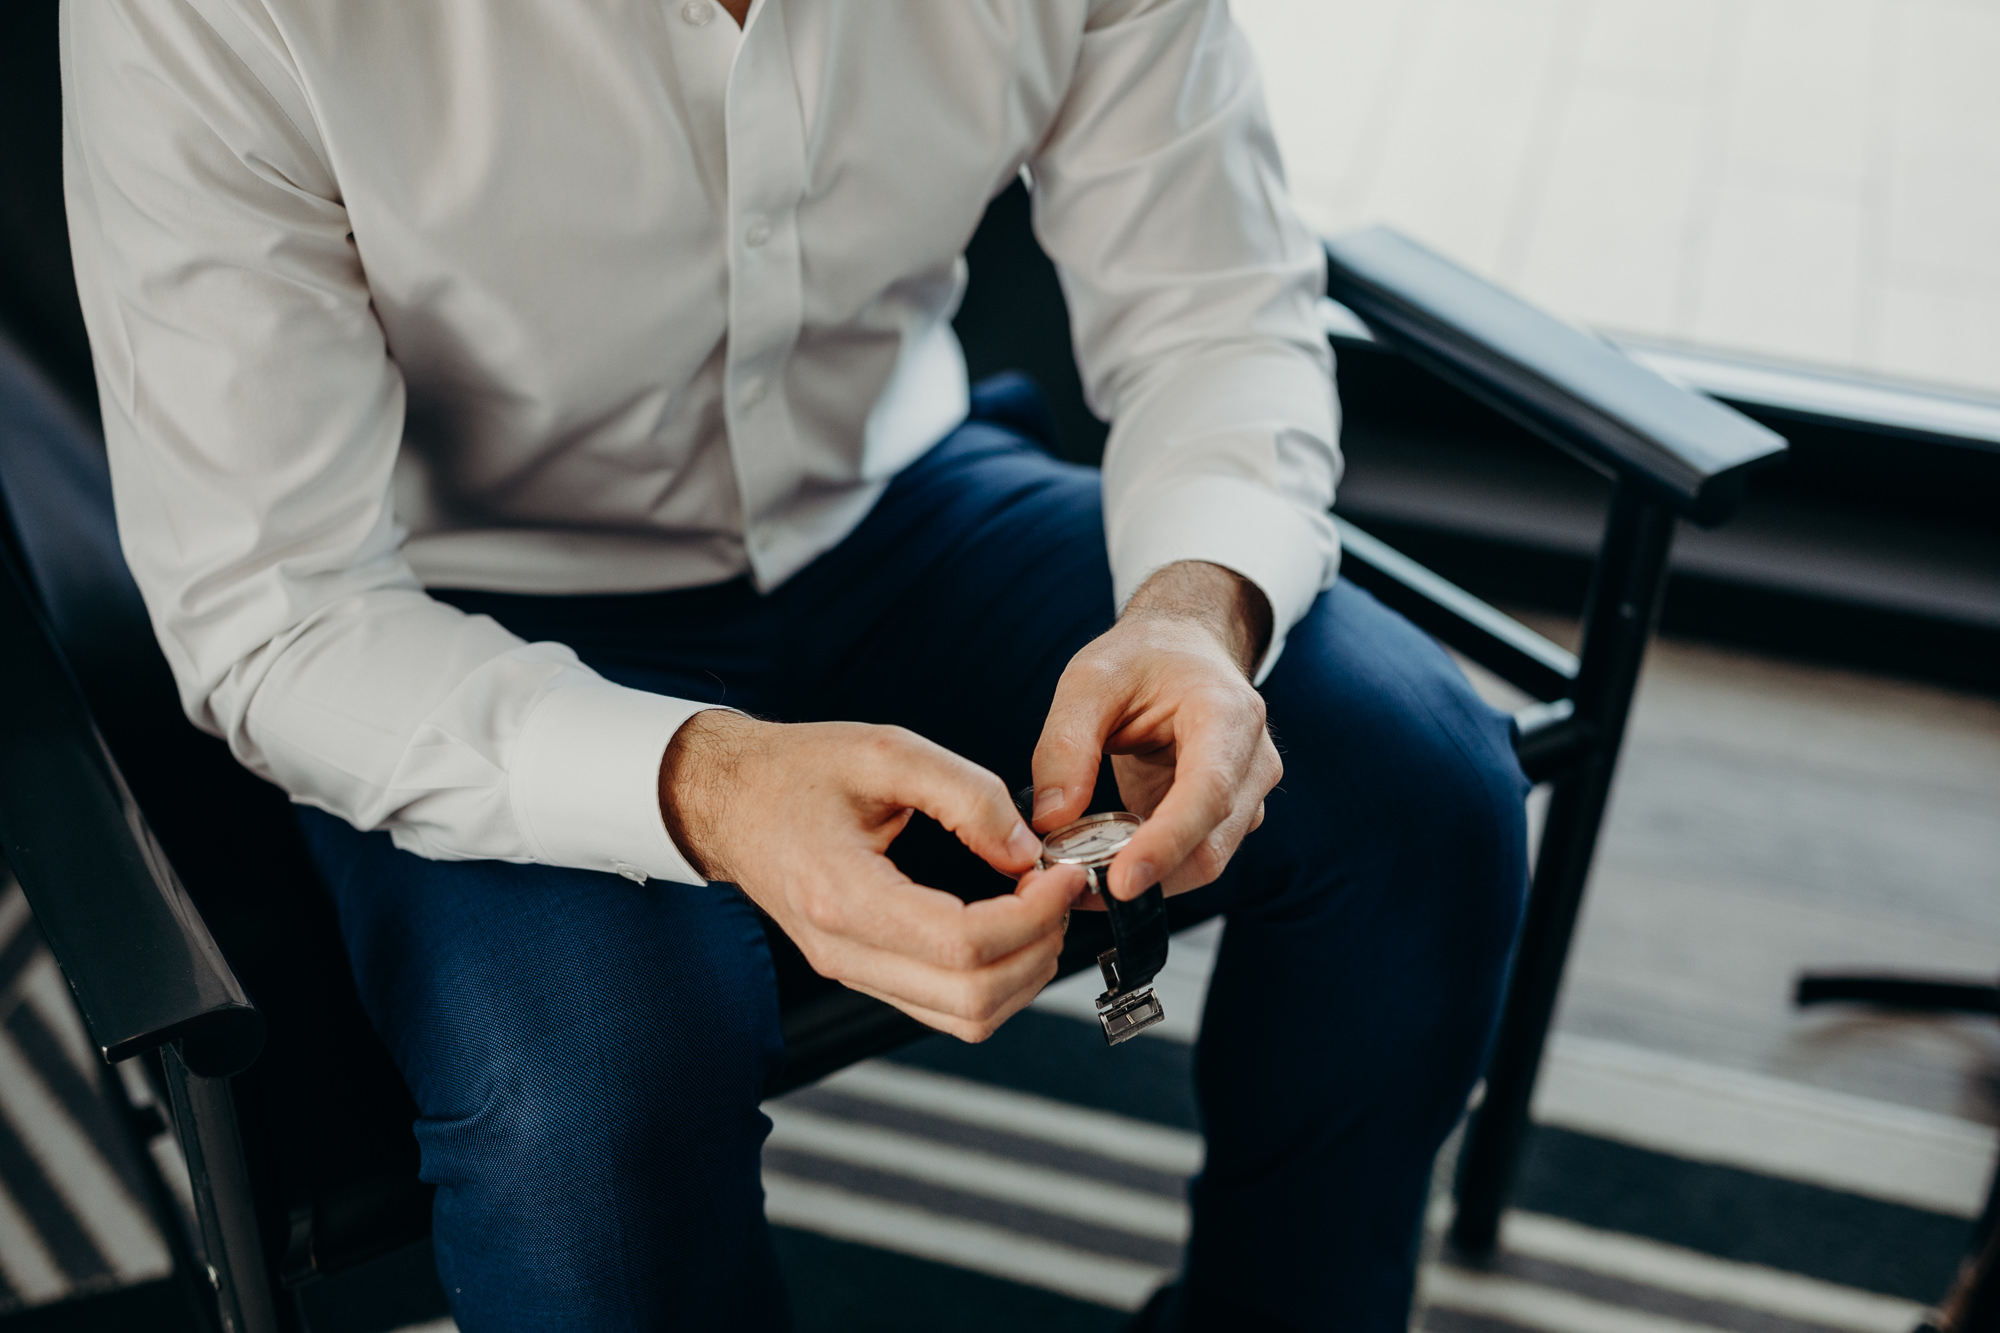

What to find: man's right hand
left=658, top=710, right=1081, bottom=1043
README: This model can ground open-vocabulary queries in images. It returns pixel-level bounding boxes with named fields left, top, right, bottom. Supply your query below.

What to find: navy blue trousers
left=298, top=385, right=1529, bottom=1331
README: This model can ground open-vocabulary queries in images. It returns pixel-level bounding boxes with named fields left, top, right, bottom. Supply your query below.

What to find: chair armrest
left=1324, top=227, right=1788, bottom=525
left=0, top=548, right=262, bottom=1077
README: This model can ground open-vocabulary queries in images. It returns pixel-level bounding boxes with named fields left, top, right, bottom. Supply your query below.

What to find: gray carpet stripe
left=0, top=883, right=29, bottom=950
left=1443, top=1251, right=1865, bottom=1333
left=783, top=1085, right=1193, bottom=1199
left=0, top=1094, right=110, bottom=1288
left=0, top=913, right=42, bottom=1004
left=1423, top=1304, right=1564, bottom=1333
left=763, top=1147, right=1186, bottom=1270
left=4, top=1004, right=161, bottom=1253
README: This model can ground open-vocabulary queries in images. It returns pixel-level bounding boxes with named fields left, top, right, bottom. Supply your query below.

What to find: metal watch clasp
left=1093, top=949, right=1165, bottom=1046
left=1036, top=811, right=1168, bottom=1046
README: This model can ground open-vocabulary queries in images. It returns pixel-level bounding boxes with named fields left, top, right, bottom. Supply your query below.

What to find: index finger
left=861, top=728, right=1044, bottom=876
left=821, top=852, right=1084, bottom=971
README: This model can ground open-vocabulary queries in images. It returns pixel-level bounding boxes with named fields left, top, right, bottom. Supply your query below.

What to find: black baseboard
left=1513, top=1124, right=1969, bottom=1304
left=1352, top=517, right=2000, bottom=696
left=776, top=1228, right=1123, bottom=1333
left=290, top=1237, right=451, bottom=1333
left=0, top=1279, right=201, bottom=1333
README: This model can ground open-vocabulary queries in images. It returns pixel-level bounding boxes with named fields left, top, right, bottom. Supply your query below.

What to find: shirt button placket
left=720, top=7, right=808, bottom=587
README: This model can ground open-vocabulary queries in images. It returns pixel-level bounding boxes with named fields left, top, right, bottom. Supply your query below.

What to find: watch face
left=1041, top=812, right=1143, bottom=868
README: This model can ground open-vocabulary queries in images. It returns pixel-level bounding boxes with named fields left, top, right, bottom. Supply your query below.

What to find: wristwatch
left=1037, top=811, right=1169, bottom=1046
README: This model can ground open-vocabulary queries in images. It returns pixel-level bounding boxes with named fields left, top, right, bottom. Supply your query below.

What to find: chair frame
left=0, top=225, right=1784, bottom=1329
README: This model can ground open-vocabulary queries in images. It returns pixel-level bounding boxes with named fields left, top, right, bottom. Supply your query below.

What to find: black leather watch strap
left=1013, top=787, right=1170, bottom=998
left=1100, top=881, right=1168, bottom=995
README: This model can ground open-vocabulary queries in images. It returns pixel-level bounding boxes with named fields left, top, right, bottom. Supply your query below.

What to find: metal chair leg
left=161, top=1045, right=281, bottom=1333
left=1450, top=485, right=1679, bottom=1255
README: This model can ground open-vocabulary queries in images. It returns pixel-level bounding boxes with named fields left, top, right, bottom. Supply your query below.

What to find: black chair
left=0, top=86, right=1783, bottom=1333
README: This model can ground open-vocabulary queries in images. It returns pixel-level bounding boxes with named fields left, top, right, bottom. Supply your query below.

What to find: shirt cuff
left=510, top=680, right=728, bottom=885
left=1109, top=475, right=1340, bottom=686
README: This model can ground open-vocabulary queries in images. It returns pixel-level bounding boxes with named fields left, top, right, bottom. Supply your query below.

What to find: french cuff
left=510, top=681, right=730, bottom=885
left=1110, top=475, right=1340, bottom=686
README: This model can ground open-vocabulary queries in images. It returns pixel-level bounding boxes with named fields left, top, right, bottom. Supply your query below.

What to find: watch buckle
left=1094, top=948, right=1165, bottom=1046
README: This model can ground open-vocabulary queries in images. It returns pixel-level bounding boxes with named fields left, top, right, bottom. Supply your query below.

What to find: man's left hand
left=1030, top=561, right=1283, bottom=905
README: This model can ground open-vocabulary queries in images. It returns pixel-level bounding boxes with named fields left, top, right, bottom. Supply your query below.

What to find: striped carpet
left=0, top=889, right=1980, bottom=1331
left=0, top=879, right=172, bottom=1319
left=764, top=1051, right=1936, bottom=1333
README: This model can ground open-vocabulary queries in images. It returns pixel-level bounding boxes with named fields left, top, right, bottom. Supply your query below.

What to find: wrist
left=1121, top=561, right=1273, bottom=677
left=658, top=708, right=766, bottom=882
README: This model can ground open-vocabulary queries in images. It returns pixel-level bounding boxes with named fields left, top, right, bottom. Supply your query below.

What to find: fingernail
left=1007, top=823, right=1041, bottom=866
left=1032, top=787, right=1064, bottom=821
left=1122, top=860, right=1158, bottom=898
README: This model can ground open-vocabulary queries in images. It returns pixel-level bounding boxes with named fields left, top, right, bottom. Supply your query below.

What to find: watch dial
left=1043, top=813, right=1141, bottom=865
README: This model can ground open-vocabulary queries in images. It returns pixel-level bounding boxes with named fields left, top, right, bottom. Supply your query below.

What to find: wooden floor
left=1497, top=615, right=2000, bottom=1126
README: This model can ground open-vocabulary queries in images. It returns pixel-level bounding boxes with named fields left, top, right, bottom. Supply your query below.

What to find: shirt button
left=740, top=379, right=768, bottom=407
left=680, top=1, right=715, bottom=26
left=612, top=862, right=648, bottom=885
left=744, top=218, right=772, bottom=248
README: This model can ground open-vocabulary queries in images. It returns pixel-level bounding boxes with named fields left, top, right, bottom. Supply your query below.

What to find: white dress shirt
left=61, top=0, right=1341, bottom=886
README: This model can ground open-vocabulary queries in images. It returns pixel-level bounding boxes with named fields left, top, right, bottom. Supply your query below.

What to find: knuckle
left=797, top=885, right=845, bottom=934
left=937, top=935, right=984, bottom=974
left=1187, top=844, right=1225, bottom=887
left=1046, top=732, right=1095, bottom=765
left=1207, top=678, right=1263, bottom=723
left=1197, top=678, right=1253, bottom=711
left=798, top=941, right=841, bottom=982
left=971, top=771, right=1012, bottom=815
left=965, top=981, right=1007, bottom=1025
left=1192, top=766, right=1237, bottom=816
left=1067, top=650, right=1121, bottom=690
left=1207, top=827, right=1233, bottom=864
left=861, top=726, right=907, bottom=761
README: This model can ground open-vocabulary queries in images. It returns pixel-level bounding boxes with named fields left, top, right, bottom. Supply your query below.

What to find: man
left=62, top=0, right=1528, bottom=1327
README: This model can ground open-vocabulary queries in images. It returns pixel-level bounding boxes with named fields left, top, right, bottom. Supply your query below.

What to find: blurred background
left=1, top=2, right=1997, bottom=1332
left=1240, top=0, right=2000, bottom=397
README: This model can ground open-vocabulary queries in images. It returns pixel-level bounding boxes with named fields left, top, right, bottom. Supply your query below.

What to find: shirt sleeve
left=1029, top=0, right=1342, bottom=683
left=60, top=0, right=713, bottom=884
